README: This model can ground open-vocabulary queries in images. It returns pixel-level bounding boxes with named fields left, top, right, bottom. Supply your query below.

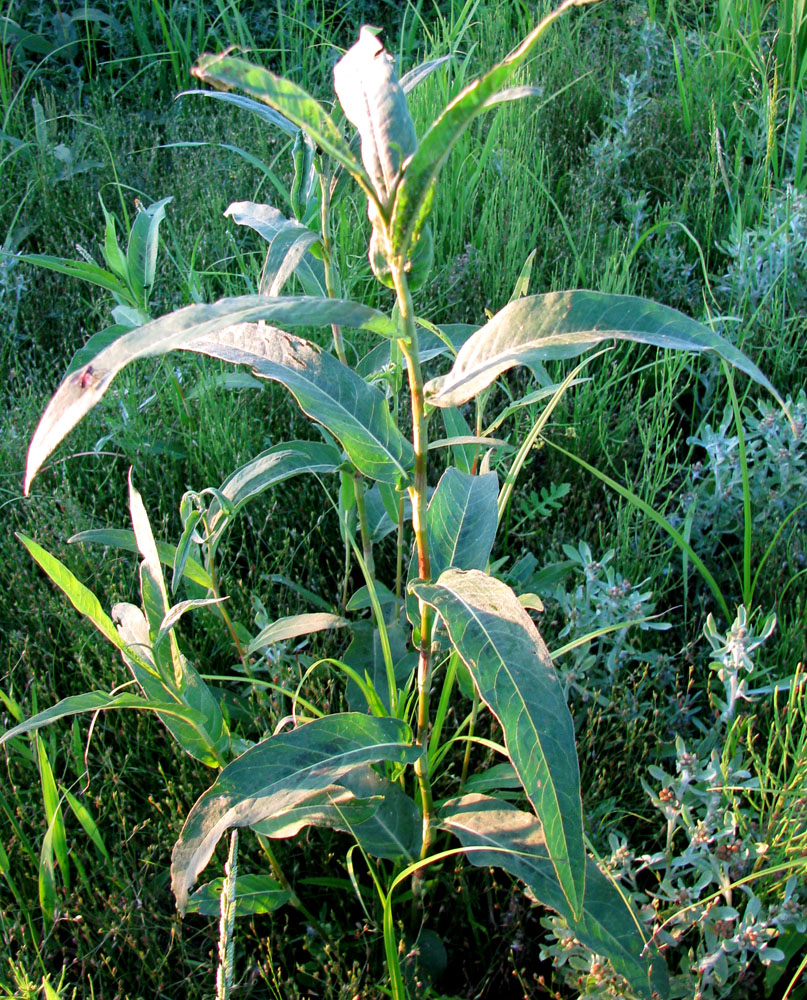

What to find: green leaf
left=406, top=469, right=499, bottom=625
left=208, top=439, right=342, bottom=533
left=343, top=620, right=414, bottom=713
left=35, top=736, right=69, bottom=891
left=68, top=528, right=214, bottom=589
left=191, top=53, right=375, bottom=202
left=333, top=27, right=417, bottom=212
left=340, top=768, right=421, bottom=861
left=440, top=794, right=669, bottom=1000
left=99, top=196, right=128, bottom=282
left=186, top=873, right=290, bottom=916
left=247, top=613, right=349, bottom=656
left=126, top=196, right=172, bottom=303
left=24, top=295, right=407, bottom=492
left=62, top=787, right=109, bottom=861
left=170, top=713, right=419, bottom=911
left=249, top=766, right=420, bottom=861
left=425, top=291, right=786, bottom=409
left=0, top=690, right=202, bottom=747
left=390, top=0, right=593, bottom=255
left=426, top=470, right=498, bottom=574
left=17, top=533, right=152, bottom=667
left=17, top=252, right=131, bottom=300
left=112, top=602, right=228, bottom=768
left=177, top=89, right=299, bottom=136
left=224, top=202, right=323, bottom=297
left=412, top=569, right=584, bottom=919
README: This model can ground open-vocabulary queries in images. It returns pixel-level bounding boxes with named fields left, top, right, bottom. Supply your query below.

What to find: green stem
left=460, top=692, right=479, bottom=788
left=353, top=473, right=375, bottom=579
left=255, top=833, right=326, bottom=935
left=391, top=262, right=435, bottom=866
left=205, top=543, right=251, bottom=678
left=319, top=171, right=347, bottom=366
left=394, top=492, right=405, bottom=617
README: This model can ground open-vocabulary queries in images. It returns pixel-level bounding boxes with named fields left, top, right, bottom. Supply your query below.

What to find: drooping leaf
left=191, top=53, right=376, bottom=204
left=177, top=89, right=299, bottom=136
left=406, top=469, right=498, bottom=625
left=247, top=613, right=349, bottom=656
left=25, top=295, right=406, bottom=492
left=390, top=0, right=596, bottom=255
left=425, top=291, right=786, bottom=409
left=16, top=253, right=130, bottom=299
left=171, top=713, right=419, bottom=911
left=186, top=872, right=290, bottom=916
left=68, top=528, right=213, bottom=589
left=412, top=569, right=584, bottom=918
left=207, top=439, right=342, bottom=534
left=399, top=56, right=451, bottom=94
left=333, top=28, right=417, bottom=212
left=441, top=794, right=669, bottom=1000
left=185, top=323, right=412, bottom=483
left=0, top=690, right=203, bottom=747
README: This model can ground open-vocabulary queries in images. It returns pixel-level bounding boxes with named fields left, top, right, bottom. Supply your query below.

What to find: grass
left=1, top=0, right=806, bottom=996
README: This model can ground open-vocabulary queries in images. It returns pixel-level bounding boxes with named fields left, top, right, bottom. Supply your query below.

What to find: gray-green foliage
left=3, top=3, right=792, bottom=996
left=541, top=612, right=806, bottom=1000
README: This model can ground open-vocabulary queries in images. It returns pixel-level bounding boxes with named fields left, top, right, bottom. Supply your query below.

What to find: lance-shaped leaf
left=25, top=295, right=406, bottom=492
left=68, top=528, right=213, bottom=589
left=425, top=291, right=786, bottom=409
left=224, top=202, right=326, bottom=297
left=441, top=794, right=669, bottom=1000
left=126, top=196, right=172, bottom=303
left=192, top=53, right=377, bottom=206
left=425, top=469, right=498, bottom=575
left=171, top=713, right=419, bottom=911
left=333, top=27, right=417, bottom=213
left=0, top=691, right=201, bottom=746
left=412, top=568, right=584, bottom=918
left=207, top=439, right=342, bottom=534
left=177, top=89, right=299, bottom=136
left=186, top=324, right=412, bottom=483
left=247, top=613, right=348, bottom=656
left=391, top=0, right=596, bottom=255
left=406, top=469, right=499, bottom=626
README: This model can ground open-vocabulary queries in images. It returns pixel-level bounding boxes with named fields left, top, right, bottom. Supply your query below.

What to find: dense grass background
left=1, top=0, right=806, bottom=997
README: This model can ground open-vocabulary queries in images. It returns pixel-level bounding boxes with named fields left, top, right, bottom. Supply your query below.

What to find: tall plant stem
left=319, top=172, right=348, bottom=366
left=392, top=263, right=435, bottom=864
